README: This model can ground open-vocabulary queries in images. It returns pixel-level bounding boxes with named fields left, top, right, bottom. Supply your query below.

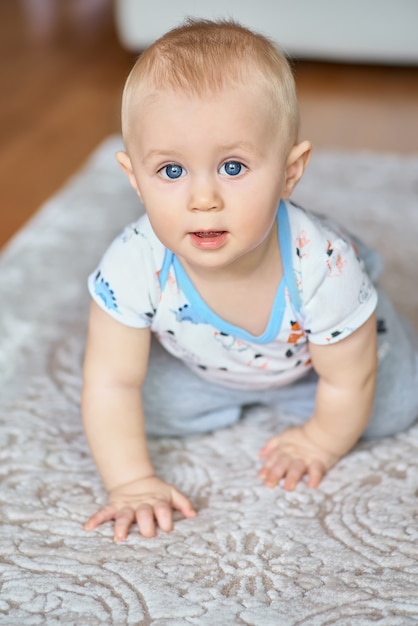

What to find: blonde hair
left=121, top=19, right=299, bottom=146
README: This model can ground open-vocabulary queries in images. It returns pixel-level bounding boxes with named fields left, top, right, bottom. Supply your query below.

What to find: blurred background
left=0, top=0, right=417, bottom=249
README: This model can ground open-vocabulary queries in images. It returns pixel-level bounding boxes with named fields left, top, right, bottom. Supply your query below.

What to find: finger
left=258, top=444, right=287, bottom=479
left=113, top=507, right=136, bottom=543
left=171, top=490, right=197, bottom=519
left=154, top=503, right=174, bottom=533
left=83, top=506, right=117, bottom=531
left=283, top=459, right=307, bottom=491
left=259, top=455, right=291, bottom=488
left=307, top=460, right=326, bottom=488
left=260, top=448, right=283, bottom=471
left=136, top=504, right=157, bottom=538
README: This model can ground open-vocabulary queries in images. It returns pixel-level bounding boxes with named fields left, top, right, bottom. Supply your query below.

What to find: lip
left=189, top=230, right=228, bottom=249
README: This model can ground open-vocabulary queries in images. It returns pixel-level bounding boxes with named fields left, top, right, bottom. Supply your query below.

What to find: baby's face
left=124, top=84, right=290, bottom=276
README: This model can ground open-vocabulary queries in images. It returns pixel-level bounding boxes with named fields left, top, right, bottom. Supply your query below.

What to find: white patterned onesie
left=88, top=200, right=377, bottom=392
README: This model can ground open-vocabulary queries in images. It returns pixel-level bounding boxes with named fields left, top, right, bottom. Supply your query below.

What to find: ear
left=281, top=140, right=312, bottom=199
left=116, top=151, right=143, bottom=201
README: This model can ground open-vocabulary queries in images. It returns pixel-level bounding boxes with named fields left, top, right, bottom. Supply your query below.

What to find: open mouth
left=193, top=231, right=225, bottom=238
left=189, top=230, right=228, bottom=249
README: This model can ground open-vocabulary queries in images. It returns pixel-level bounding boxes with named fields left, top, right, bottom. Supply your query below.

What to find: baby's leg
left=142, top=337, right=264, bottom=436
left=142, top=335, right=321, bottom=436
left=362, top=287, right=418, bottom=439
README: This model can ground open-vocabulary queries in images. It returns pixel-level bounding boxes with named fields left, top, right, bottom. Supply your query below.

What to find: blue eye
left=160, top=164, right=185, bottom=180
left=220, top=161, right=244, bottom=177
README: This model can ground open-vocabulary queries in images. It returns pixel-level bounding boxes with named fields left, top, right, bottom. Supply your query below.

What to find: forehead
left=126, top=82, right=279, bottom=143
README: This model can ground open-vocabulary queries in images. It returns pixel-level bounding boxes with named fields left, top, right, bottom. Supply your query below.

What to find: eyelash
left=157, top=160, right=247, bottom=180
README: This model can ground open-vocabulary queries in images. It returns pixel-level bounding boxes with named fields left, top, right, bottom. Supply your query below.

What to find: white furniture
left=114, top=0, right=418, bottom=65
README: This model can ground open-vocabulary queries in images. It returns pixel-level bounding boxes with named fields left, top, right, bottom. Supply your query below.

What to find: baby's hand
left=258, top=426, right=340, bottom=491
left=84, top=476, right=196, bottom=542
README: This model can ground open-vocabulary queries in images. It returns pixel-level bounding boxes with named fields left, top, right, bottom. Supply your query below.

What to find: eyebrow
left=143, top=142, right=262, bottom=165
left=142, top=149, right=183, bottom=165
left=217, top=141, right=262, bottom=156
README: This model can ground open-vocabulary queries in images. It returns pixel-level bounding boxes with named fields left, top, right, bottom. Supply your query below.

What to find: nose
left=188, top=175, right=222, bottom=212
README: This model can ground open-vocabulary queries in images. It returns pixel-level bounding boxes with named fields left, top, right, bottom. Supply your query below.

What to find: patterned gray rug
left=1, top=136, right=417, bottom=625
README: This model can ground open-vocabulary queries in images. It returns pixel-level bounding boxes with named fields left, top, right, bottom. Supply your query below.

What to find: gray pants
left=142, top=241, right=418, bottom=439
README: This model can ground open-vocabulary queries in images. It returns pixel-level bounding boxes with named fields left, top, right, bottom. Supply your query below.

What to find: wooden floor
left=1, top=0, right=418, bottom=249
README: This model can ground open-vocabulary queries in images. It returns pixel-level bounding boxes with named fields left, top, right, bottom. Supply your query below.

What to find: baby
left=82, top=19, right=418, bottom=541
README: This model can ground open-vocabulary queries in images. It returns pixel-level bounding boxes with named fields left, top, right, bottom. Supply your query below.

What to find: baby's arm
left=259, top=313, right=377, bottom=490
left=82, top=301, right=196, bottom=541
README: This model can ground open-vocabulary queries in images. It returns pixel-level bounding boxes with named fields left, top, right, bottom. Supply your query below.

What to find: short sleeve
left=87, top=221, right=161, bottom=328
left=291, top=209, right=378, bottom=345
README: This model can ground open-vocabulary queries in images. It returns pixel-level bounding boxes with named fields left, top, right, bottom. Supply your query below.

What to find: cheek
left=146, top=215, right=174, bottom=249
left=140, top=177, right=186, bottom=206
left=232, top=179, right=280, bottom=217
left=145, top=202, right=181, bottom=246
left=230, top=169, right=283, bottom=200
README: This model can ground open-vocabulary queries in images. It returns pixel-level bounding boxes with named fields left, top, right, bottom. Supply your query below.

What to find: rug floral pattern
left=0, top=137, right=417, bottom=625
